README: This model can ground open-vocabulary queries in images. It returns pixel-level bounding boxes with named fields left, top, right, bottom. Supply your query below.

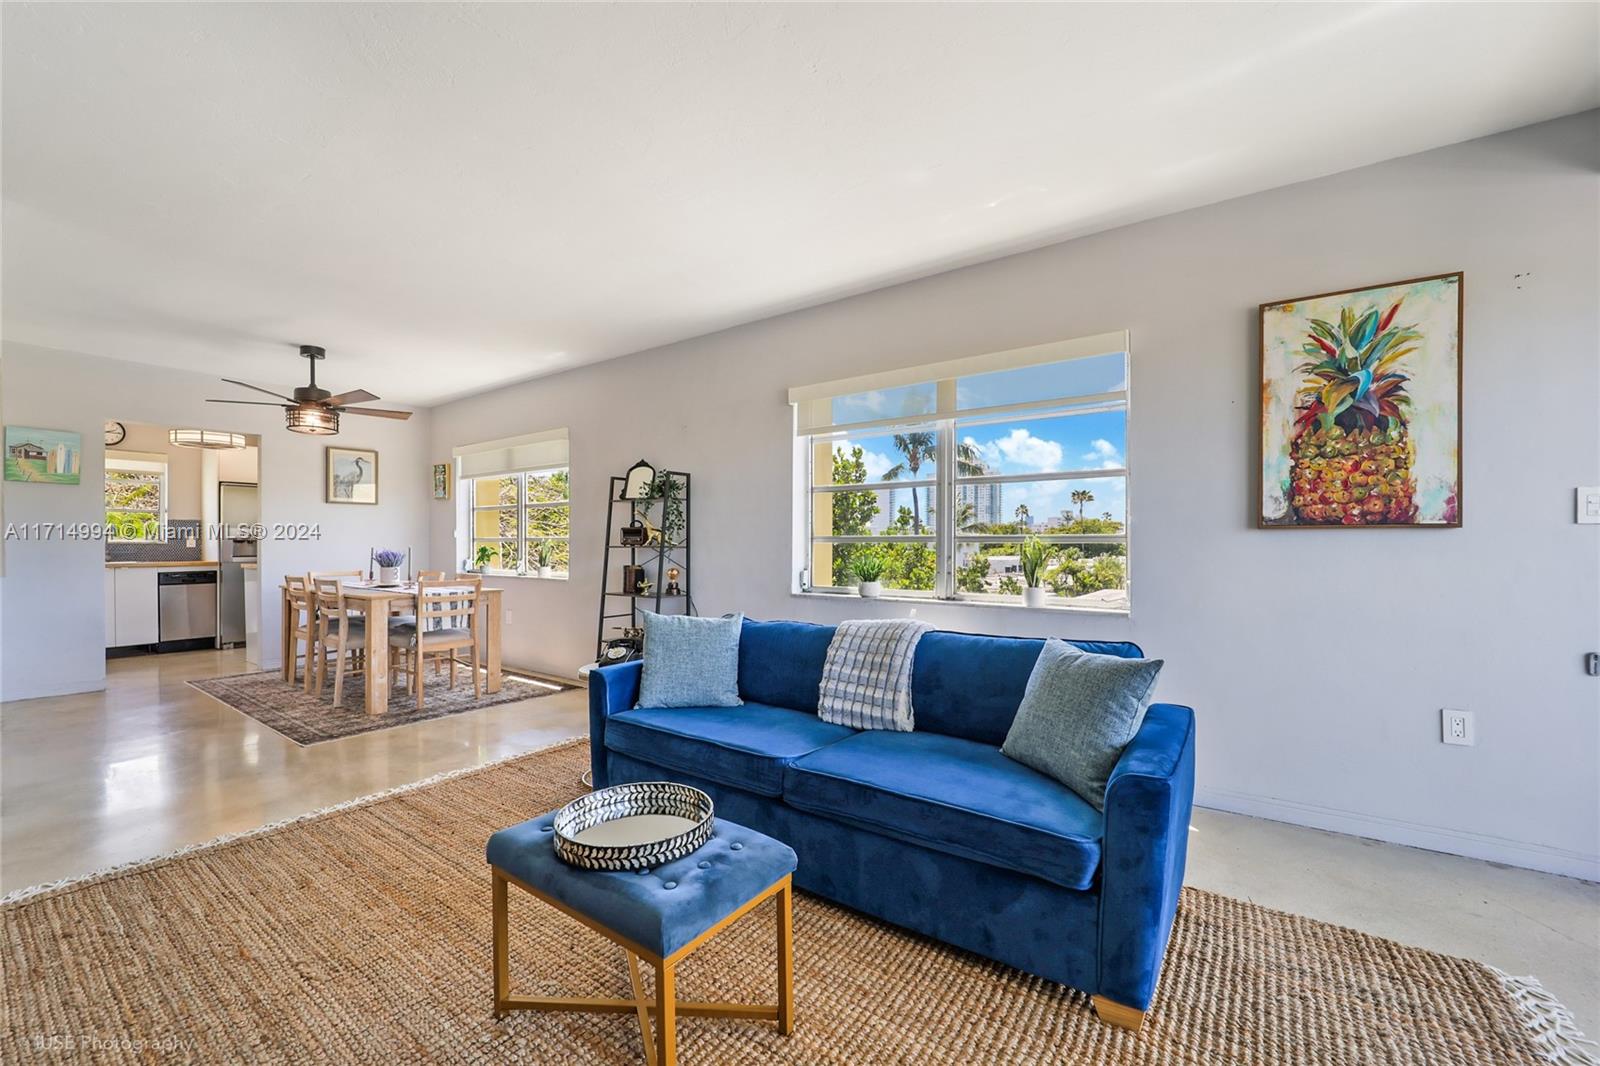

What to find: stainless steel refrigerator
left=218, top=481, right=259, bottom=648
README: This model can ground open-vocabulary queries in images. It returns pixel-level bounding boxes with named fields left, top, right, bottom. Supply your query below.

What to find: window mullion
left=934, top=417, right=956, bottom=599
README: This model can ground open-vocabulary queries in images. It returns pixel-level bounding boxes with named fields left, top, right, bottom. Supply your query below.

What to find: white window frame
left=464, top=466, right=570, bottom=579
left=105, top=453, right=168, bottom=543
left=791, top=332, right=1131, bottom=612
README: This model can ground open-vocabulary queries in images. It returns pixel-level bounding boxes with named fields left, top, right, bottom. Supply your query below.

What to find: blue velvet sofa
left=588, top=619, right=1196, bottom=1029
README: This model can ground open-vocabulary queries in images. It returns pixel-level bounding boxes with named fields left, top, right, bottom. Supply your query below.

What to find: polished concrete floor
left=3, top=648, right=1597, bottom=1036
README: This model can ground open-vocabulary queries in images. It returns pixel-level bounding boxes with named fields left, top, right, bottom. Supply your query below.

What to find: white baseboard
left=1, top=675, right=108, bottom=702
left=1195, top=786, right=1600, bottom=883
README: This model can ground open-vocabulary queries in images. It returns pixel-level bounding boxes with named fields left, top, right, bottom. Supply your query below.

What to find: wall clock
left=104, top=421, right=126, bottom=446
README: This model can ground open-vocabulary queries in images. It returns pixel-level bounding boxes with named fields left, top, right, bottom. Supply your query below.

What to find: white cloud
left=970, top=429, right=1062, bottom=473
left=861, top=450, right=895, bottom=480
left=1082, top=438, right=1122, bottom=469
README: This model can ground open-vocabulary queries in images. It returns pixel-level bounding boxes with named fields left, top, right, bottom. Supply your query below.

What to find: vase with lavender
left=374, top=549, right=406, bottom=585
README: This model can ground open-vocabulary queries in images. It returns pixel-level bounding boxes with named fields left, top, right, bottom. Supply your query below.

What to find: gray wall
left=429, top=112, right=1600, bottom=877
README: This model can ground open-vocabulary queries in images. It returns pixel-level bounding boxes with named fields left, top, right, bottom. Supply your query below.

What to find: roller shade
left=453, top=428, right=568, bottom=479
left=789, top=330, right=1128, bottom=435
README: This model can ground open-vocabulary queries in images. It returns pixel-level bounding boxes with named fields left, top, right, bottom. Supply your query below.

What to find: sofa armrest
left=588, top=660, right=643, bottom=788
left=1096, top=702, right=1196, bottom=1010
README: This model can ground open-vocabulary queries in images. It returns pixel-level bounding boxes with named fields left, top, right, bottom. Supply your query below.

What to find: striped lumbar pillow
left=817, top=618, right=933, bottom=731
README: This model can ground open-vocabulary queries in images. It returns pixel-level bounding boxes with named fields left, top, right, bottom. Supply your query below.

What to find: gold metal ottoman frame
left=491, top=865, right=795, bottom=1066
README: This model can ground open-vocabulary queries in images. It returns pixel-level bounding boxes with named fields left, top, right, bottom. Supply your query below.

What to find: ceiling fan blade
left=336, top=406, right=412, bottom=420
left=207, top=399, right=289, bottom=407
left=221, top=378, right=296, bottom=402
left=321, top=388, right=379, bottom=407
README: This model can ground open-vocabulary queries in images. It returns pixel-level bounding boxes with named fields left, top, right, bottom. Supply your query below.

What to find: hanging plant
left=639, top=471, right=686, bottom=548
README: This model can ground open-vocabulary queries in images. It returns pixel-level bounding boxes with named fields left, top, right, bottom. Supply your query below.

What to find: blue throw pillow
left=636, top=611, right=744, bottom=709
left=1000, top=638, right=1163, bottom=811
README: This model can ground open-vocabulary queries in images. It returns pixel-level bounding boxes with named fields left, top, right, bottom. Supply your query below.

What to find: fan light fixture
left=286, top=404, right=339, bottom=435
left=169, top=428, right=247, bottom=450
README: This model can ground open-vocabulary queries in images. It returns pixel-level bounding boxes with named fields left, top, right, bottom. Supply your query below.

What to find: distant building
left=957, top=480, right=1002, bottom=528
left=9, top=442, right=46, bottom=460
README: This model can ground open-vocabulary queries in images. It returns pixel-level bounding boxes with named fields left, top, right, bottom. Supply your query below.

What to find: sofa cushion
left=605, top=702, right=856, bottom=797
left=738, top=619, right=836, bottom=711
left=637, top=611, right=743, bottom=709
left=782, top=730, right=1104, bottom=890
left=910, top=631, right=1145, bottom=745
left=1002, top=640, right=1164, bottom=811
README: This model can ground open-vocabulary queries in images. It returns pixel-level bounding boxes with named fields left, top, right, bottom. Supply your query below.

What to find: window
left=465, top=468, right=570, bottom=575
left=454, top=429, right=570, bottom=577
left=105, top=454, right=167, bottom=541
left=792, top=333, right=1130, bottom=611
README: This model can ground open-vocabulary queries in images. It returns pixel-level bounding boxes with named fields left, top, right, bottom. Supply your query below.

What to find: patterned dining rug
left=188, top=664, right=574, bottom=744
left=2, top=739, right=1591, bottom=1065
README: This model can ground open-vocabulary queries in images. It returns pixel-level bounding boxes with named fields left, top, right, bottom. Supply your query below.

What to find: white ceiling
left=3, top=3, right=1596, bottom=406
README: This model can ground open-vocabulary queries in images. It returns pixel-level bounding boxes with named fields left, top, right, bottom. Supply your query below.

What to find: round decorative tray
left=553, top=781, right=714, bottom=871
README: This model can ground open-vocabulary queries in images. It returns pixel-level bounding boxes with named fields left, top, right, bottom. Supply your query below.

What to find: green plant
left=472, top=544, right=499, bottom=570
left=533, top=541, right=553, bottom=568
left=850, top=553, right=886, bottom=583
left=641, top=470, right=687, bottom=546
left=1018, top=536, right=1051, bottom=588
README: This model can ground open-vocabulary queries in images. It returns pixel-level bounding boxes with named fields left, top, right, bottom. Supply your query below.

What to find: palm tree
left=1014, top=503, right=1030, bottom=528
left=1071, top=488, right=1095, bottom=519
left=884, top=433, right=984, bottom=533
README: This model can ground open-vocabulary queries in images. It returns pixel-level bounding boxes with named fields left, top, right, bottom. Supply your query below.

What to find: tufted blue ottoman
left=487, top=810, right=798, bottom=1065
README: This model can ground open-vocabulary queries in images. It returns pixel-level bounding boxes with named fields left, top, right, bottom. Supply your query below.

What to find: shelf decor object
left=594, top=465, right=694, bottom=663
left=1259, top=272, right=1462, bottom=528
left=551, top=781, right=715, bottom=871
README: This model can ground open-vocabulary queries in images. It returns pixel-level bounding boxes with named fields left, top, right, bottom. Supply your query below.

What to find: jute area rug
left=188, top=666, right=573, bottom=745
left=2, top=740, right=1590, bottom=1065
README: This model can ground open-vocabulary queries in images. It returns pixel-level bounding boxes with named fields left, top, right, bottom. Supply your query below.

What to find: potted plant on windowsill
left=851, top=554, right=886, bottom=599
left=1019, top=536, right=1051, bottom=608
left=469, top=545, right=498, bottom=573
left=533, top=541, right=555, bottom=579
left=374, top=549, right=406, bottom=585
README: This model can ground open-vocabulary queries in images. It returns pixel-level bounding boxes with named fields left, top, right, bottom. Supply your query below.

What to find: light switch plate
left=1578, top=487, right=1600, bottom=524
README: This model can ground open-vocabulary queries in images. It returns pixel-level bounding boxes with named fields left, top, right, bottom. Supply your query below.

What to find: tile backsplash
left=106, top=519, right=203, bottom=562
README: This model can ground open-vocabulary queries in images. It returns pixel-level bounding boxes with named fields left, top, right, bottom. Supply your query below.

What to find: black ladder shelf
left=595, top=469, right=694, bottom=661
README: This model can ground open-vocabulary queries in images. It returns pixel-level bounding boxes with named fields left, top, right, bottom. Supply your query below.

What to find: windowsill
left=790, top=589, right=1129, bottom=616
left=477, top=570, right=568, bottom=582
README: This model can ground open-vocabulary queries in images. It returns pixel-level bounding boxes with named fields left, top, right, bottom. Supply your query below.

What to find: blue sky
left=837, top=409, right=1127, bottom=527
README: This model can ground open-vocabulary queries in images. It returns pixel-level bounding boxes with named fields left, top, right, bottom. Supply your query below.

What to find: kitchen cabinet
left=110, top=568, right=161, bottom=647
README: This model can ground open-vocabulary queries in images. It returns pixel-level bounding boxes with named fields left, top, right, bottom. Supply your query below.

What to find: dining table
left=279, top=579, right=504, bottom=714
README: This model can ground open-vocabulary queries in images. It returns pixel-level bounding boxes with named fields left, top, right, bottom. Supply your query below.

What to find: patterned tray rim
left=552, top=780, right=715, bottom=870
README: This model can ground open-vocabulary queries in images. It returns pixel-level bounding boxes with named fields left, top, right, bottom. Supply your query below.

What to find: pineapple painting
left=1260, top=274, right=1461, bottom=528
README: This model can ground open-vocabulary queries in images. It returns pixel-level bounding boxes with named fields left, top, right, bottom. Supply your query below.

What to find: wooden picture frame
left=432, top=462, right=451, bottom=500
left=1259, top=272, right=1462, bottom=529
left=325, top=446, right=379, bottom=504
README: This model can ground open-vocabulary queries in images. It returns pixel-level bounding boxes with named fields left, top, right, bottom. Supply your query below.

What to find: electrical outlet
left=1441, top=708, right=1475, bottom=746
left=505, top=609, right=514, bottom=625
left=1578, top=487, right=1600, bottom=524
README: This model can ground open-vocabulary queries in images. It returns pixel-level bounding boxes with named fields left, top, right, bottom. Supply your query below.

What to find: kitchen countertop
left=104, top=560, right=219, bottom=570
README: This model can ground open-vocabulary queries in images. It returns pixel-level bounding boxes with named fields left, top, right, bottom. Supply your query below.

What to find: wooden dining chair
left=285, top=575, right=316, bottom=687
left=407, top=570, right=449, bottom=671
left=306, top=570, right=366, bottom=681
left=311, top=575, right=366, bottom=707
left=391, top=579, right=479, bottom=710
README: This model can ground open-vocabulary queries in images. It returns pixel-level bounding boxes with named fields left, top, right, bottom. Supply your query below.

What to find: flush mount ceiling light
left=169, top=428, right=248, bottom=450
left=207, top=344, right=412, bottom=436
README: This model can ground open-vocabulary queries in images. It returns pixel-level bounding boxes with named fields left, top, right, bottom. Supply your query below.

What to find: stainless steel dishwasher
left=157, top=569, right=219, bottom=652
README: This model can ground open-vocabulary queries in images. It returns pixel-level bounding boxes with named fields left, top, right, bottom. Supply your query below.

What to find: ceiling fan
left=207, top=345, right=411, bottom=435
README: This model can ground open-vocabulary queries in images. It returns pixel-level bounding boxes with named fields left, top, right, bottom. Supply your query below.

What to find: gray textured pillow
left=636, top=611, right=744, bottom=709
left=1000, top=639, right=1164, bottom=811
